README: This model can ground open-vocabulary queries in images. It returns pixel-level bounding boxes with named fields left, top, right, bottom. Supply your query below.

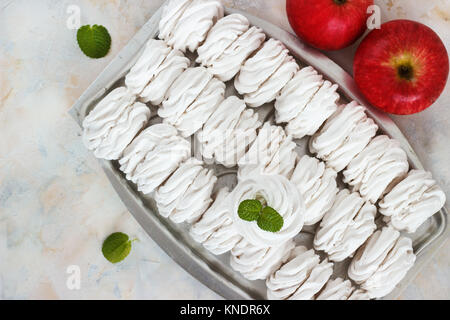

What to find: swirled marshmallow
left=347, top=289, right=371, bottom=300
left=266, top=246, right=333, bottom=300
left=158, top=0, right=192, bottom=42
left=230, top=239, right=295, bottom=281
left=348, top=226, right=400, bottom=284
left=230, top=174, right=305, bottom=247
left=190, top=188, right=242, bottom=255
left=275, top=66, right=323, bottom=124
left=197, top=96, right=261, bottom=167
left=361, top=236, right=415, bottom=298
left=119, top=124, right=191, bottom=194
left=82, top=87, right=150, bottom=160
left=238, top=123, right=297, bottom=180
left=160, top=0, right=224, bottom=52
left=159, top=67, right=225, bottom=137
left=285, top=80, right=339, bottom=139
left=155, top=158, right=216, bottom=223
left=379, top=170, right=446, bottom=233
left=316, top=278, right=354, bottom=300
left=207, top=26, right=266, bottom=82
left=290, top=155, right=338, bottom=225
left=343, top=135, right=409, bottom=203
left=314, top=189, right=377, bottom=262
left=140, top=48, right=190, bottom=105
left=125, top=39, right=171, bottom=95
left=309, top=101, right=378, bottom=172
left=197, top=14, right=249, bottom=67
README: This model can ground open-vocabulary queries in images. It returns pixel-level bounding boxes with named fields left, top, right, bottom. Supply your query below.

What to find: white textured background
left=0, top=0, right=449, bottom=299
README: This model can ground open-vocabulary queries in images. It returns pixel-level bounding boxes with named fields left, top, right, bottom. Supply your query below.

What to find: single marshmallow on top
left=314, top=189, right=377, bottom=262
left=190, top=188, right=242, bottom=255
left=197, top=13, right=249, bottom=67
left=140, top=48, right=190, bottom=105
left=290, top=155, right=338, bottom=225
left=275, top=66, right=324, bottom=124
left=266, top=246, right=333, bottom=300
left=343, top=135, right=409, bottom=204
left=154, top=158, right=217, bottom=224
left=230, top=239, right=295, bottom=281
left=125, top=39, right=172, bottom=96
left=309, top=101, right=378, bottom=172
left=205, top=26, right=266, bottom=82
left=238, top=123, right=298, bottom=180
left=234, top=39, right=299, bottom=107
left=348, top=226, right=416, bottom=299
left=197, top=96, right=261, bottom=168
left=379, top=169, right=446, bottom=233
left=159, top=67, right=225, bottom=137
left=82, top=87, right=150, bottom=160
left=230, top=174, right=305, bottom=247
left=119, top=124, right=191, bottom=194
left=158, top=0, right=224, bottom=52
left=315, top=278, right=354, bottom=300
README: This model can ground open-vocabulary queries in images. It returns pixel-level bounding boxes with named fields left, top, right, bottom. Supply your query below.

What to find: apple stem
left=333, top=0, right=347, bottom=5
left=398, top=64, right=414, bottom=81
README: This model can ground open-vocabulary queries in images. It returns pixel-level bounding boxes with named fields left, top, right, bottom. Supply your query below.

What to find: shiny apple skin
left=286, top=0, right=373, bottom=51
left=354, top=20, right=449, bottom=115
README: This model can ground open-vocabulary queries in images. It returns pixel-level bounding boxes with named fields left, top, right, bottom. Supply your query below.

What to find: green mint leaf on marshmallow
left=238, top=199, right=262, bottom=221
left=77, top=24, right=111, bottom=59
left=238, top=199, right=284, bottom=233
left=102, top=232, right=135, bottom=263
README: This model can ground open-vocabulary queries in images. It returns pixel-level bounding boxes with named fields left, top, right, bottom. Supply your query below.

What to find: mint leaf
left=238, top=199, right=262, bottom=221
left=257, top=206, right=284, bottom=233
left=77, top=24, right=111, bottom=59
left=102, top=232, right=133, bottom=263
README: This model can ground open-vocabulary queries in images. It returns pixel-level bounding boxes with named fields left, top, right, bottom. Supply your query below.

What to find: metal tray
left=69, top=5, right=449, bottom=300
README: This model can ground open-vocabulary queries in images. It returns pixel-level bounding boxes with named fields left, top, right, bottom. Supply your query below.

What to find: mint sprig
left=238, top=199, right=262, bottom=221
left=102, top=232, right=135, bottom=263
left=237, top=199, right=284, bottom=233
left=257, top=206, right=284, bottom=233
left=77, top=24, right=111, bottom=59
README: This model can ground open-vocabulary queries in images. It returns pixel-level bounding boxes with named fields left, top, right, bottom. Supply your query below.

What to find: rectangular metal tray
left=69, top=5, right=449, bottom=300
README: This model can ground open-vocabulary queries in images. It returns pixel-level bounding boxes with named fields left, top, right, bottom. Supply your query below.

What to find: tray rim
left=69, top=4, right=449, bottom=300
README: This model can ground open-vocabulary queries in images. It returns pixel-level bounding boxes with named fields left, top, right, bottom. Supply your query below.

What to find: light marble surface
left=0, top=0, right=449, bottom=300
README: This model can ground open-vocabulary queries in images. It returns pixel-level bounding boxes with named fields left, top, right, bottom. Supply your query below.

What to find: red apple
left=354, top=20, right=449, bottom=115
left=286, top=0, right=373, bottom=51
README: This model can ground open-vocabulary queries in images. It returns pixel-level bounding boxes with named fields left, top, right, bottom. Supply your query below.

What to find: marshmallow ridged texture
left=235, top=39, right=298, bottom=107
left=230, top=174, right=305, bottom=247
left=290, top=155, right=338, bottom=225
left=314, top=189, right=377, bottom=262
left=285, top=80, right=339, bottom=139
left=230, top=239, right=295, bottom=281
left=343, top=135, right=409, bottom=203
left=82, top=87, right=150, bottom=160
left=361, top=236, right=416, bottom=298
left=125, top=39, right=171, bottom=95
left=159, top=0, right=224, bottom=52
left=243, top=55, right=299, bottom=108
left=197, top=96, right=261, bottom=167
left=316, top=278, right=354, bottom=300
left=309, top=101, right=378, bottom=172
left=348, top=226, right=400, bottom=284
left=266, top=246, right=333, bottom=300
left=275, top=66, right=324, bottom=124
left=159, top=67, right=225, bottom=137
left=206, top=26, right=266, bottom=82
left=118, top=124, right=191, bottom=194
left=140, top=48, right=190, bottom=105
left=238, top=123, right=298, bottom=180
left=196, top=13, right=249, bottom=66
left=190, top=188, right=242, bottom=255
left=154, top=158, right=217, bottom=224
left=379, top=170, right=446, bottom=233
